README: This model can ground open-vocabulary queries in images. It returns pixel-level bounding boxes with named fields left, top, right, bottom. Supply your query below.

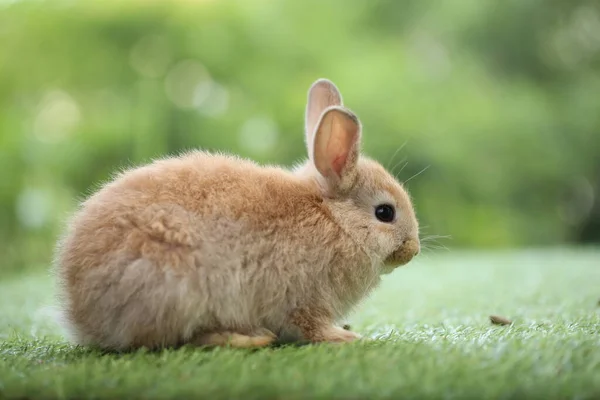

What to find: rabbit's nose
left=383, top=240, right=418, bottom=268
left=402, top=239, right=420, bottom=258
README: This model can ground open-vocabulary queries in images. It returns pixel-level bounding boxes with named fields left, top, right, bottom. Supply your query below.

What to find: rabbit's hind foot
left=191, top=329, right=276, bottom=348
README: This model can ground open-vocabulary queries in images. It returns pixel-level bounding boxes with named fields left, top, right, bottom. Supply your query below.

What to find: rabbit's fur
left=54, top=79, right=420, bottom=350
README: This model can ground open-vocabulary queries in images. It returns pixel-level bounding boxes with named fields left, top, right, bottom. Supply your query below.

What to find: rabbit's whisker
left=386, top=141, right=409, bottom=171
left=403, top=165, right=430, bottom=184
left=393, top=161, right=409, bottom=180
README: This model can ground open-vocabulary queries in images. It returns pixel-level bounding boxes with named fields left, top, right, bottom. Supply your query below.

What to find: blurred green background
left=1, top=0, right=599, bottom=274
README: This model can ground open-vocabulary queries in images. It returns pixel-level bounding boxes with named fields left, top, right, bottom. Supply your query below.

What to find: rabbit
left=53, top=78, right=420, bottom=351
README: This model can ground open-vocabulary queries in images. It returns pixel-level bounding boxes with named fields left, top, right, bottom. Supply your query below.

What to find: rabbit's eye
left=375, top=204, right=395, bottom=223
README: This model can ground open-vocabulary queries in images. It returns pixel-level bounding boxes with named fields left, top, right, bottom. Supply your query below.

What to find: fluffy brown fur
left=54, top=79, right=420, bottom=350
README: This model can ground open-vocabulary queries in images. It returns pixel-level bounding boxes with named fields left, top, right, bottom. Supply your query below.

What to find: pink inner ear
left=326, top=114, right=357, bottom=177
left=331, top=151, right=349, bottom=176
left=313, top=107, right=360, bottom=179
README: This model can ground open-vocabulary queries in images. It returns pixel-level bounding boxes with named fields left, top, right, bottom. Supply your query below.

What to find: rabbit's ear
left=305, top=79, right=343, bottom=160
left=312, top=106, right=361, bottom=192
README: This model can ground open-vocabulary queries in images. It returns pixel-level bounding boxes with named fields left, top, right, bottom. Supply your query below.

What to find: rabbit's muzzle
left=384, top=238, right=420, bottom=267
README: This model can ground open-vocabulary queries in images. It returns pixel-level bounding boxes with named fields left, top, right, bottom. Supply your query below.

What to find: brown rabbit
left=54, top=79, right=420, bottom=350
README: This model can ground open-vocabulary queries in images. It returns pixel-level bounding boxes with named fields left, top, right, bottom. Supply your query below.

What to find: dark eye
left=375, top=204, right=395, bottom=223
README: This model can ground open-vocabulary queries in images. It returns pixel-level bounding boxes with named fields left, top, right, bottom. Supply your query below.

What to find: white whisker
left=385, top=141, right=409, bottom=171
left=404, top=165, right=430, bottom=184
left=393, top=161, right=409, bottom=179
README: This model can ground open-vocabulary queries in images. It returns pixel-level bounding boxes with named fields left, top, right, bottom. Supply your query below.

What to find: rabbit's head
left=295, top=79, right=420, bottom=273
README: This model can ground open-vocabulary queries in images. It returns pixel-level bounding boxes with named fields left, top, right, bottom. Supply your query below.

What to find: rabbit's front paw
left=321, top=326, right=362, bottom=343
left=290, top=307, right=362, bottom=344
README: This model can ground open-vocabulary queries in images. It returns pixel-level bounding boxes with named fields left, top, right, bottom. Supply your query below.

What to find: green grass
left=1, top=248, right=600, bottom=399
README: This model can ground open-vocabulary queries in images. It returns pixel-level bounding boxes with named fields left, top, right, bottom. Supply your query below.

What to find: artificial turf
left=1, top=248, right=599, bottom=399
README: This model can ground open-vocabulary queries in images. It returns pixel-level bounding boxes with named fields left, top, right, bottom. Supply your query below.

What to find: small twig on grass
left=490, top=315, right=512, bottom=326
